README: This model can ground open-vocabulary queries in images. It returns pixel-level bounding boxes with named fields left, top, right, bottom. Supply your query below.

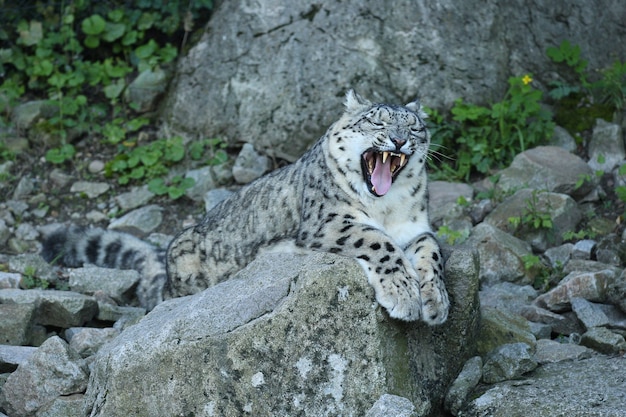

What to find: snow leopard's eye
left=410, top=125, right=426, bottom=134
left=367, top=119, right=386, bottom=128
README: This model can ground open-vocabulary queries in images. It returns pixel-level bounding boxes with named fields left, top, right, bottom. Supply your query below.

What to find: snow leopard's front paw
left=368, top=269, right=423, bottom=321
left=406, top=233, right=449, bottom=325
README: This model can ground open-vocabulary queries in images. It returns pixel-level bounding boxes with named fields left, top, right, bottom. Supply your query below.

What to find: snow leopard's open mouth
left=361, top=149, right=409, bottom=197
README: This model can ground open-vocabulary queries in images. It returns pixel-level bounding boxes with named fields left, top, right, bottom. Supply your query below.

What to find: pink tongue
left=371, top=154, right=392, bottom=196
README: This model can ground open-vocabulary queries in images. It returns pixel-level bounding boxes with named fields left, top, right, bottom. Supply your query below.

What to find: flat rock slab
left=459, top=355, right=626, bottom=417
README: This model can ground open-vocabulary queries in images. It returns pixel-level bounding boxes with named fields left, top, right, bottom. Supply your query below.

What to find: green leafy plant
left=429, top=74, right=554, bottom=181
left=188, top=137, right=229, bottom=165
left=105, top=136, right=186, bottom=185
left=520, top=254, right=552, bottom=291
left=148, top=175, right=195, bottom=200
left=436, top=225, right=469, bottom=245
left=45, top=144, right=76, bottom=164
left=547, top=40, right=626, bottom=135
left=562, top=229, right=597, bottom=242
left=0, top=1, right=213, bottom=157
left=508, top=190, right=554, bottom=232
left=20, top=265, right=49, bottom=289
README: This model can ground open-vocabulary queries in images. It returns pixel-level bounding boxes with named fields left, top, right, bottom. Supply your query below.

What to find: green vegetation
left=0, top=0, right=218, bottom=199
left=429, top=40, right=626, bottom=182
left=546, top=40, right=624, bottom=139
left=428, top=74, right=554, bottom=181
left=507, top=190, right=554, bottom=233
left=20, top=265, right=49, bottom=290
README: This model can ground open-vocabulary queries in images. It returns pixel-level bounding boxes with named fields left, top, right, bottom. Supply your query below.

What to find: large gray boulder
left=84, top=249, right=480, bottom=416
left=160, top=0, right=626, bottom=161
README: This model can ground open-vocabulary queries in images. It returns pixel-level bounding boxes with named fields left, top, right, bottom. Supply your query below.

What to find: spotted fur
left=42, top=91, right=449, bottom=323
left=167, top=90, right=449, bottom=323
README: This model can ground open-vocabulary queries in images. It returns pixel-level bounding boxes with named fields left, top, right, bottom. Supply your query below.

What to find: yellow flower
left=522, top=74, right=533, bottom=85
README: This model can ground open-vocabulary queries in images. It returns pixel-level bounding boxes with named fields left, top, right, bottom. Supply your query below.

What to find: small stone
left=548, top=125, right=577, bottom=152
left=0, top=289, right=98, bottom=328
left=543, top=243, right=573, bottom=269
left=534, top=269, right=614, bottom=312
left=477, top=307, right=536, bottom=355
left=482, top=342, right=538, bottom=384
left=365, top=394, right=417, bottom=417
left=108, top=204, right=163, bottom=236
left=0, top=303, right=35, bottom=346
left=114, top=186, right=155, bottom=211
left=580, top=327, right=626, bottom=354
left=185, top=166, right=217, bottom=202
left=468, top=199, right=494, bottom=224
left=570, top=297, right=610, bottom=329
left=8, top=253, right=58, bottom=284
left=0, top=219, right=10, bottom=247
left=0, top=336, right=88, bottom=417
left=49, top=169, right=72, bottom=188
left=0, top=345, right=38, bottom=372
left=444, top=356, right=483, bottom=416
left=15, top=223, right=38, bottom=241
left=65, top=327, right=120, bottom=358
left=528, top=321, right=552, bottom=340
left=465, top=223, right=533, bottom=286
left=232, top=143, right=271, bottom=184
left=479, top=282, right=538, bottom=315
left=69, top=266, right=140, bottom=304
left=0, top=272, right=21, bottom=289
left=597, top=303, right=626, bottom=331
left=571, top=239, right=596, bottom=260
left=87, top=160, right=105, bottom=173
left=588, top=119, right=624, bottom=172
left=519, top=305, right=584, bottom=336
left=85, top=210, right=109, bottom=223
left=96, top=303, right=146, bottom=324
left=533, top=338, right=592, bottom=364
left=70, top=181, right=110, bottom=198
left=12, top=176, right=35, bottom=200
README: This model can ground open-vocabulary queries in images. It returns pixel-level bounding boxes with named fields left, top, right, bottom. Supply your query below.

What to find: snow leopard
left=41, top=90, right=449, bottom=324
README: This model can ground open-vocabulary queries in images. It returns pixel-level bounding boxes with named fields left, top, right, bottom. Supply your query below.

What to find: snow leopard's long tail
left=41, top=225, right=167, bottom=310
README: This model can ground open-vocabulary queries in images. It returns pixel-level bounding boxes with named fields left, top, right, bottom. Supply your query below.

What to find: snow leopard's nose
left=391, top=137, right=406, bottom=150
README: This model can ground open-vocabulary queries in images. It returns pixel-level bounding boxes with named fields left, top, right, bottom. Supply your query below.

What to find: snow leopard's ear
left=406, top=99, right=429, bottom=120
left=344, top=89, right=372, bottom=114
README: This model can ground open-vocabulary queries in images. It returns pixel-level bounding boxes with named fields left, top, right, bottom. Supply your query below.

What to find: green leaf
left=82, top=15, right=106, bottom=36
left=129, top=166, right=145, bottom=179
left=108, top=9, right=125, bottom=23
left=103, top=22, right=126, bottom=42
left=84, top=35, right=100, bottom=49
left=45, top=144, right=76, bottom=164
left=148, top=178, right=168, bottom=195
left=135, top=39, right=158, bottom=59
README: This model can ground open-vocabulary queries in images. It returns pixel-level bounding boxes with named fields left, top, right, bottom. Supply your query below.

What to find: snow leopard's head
left=327, top=90, right=431, bottom=198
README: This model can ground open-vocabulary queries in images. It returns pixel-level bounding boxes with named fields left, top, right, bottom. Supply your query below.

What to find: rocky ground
left=1, top=115, right=626, bottom=415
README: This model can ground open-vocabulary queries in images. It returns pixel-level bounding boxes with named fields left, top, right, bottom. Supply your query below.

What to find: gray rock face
left=495, top=146, right=595, bottom=200
left=84, top=250, right=480, bottom=416
left=107, top=204, right=163, bottom=236
left=481, top=342, right=538, bottom=384
left=444, top=356, right=483, bottom=416
left=458, top=356, right=626, bottom=417
left=0, top=336, right=88, bottom=417
left=160, top=1, right=626, bottom=161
